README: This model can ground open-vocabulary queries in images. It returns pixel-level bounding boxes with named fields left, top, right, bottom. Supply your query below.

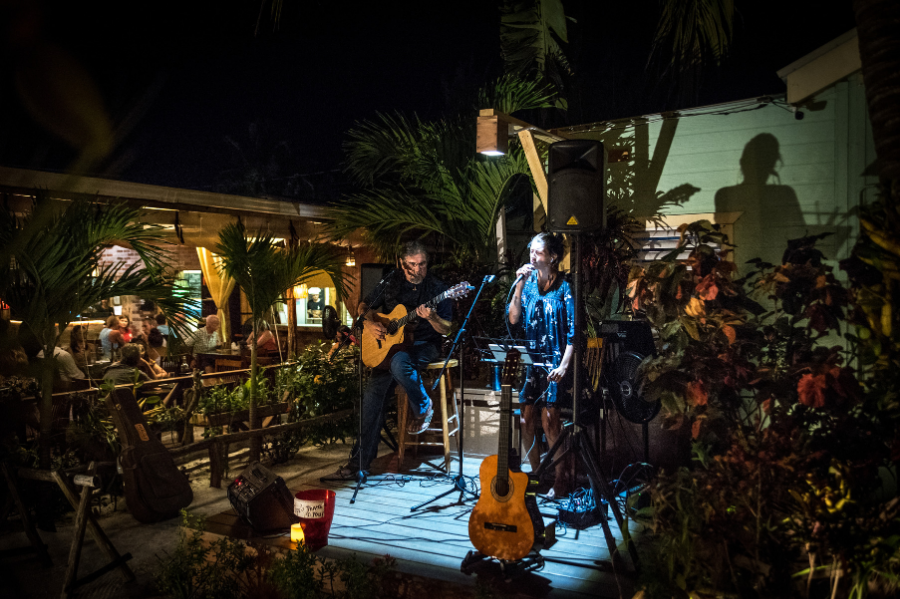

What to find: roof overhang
left=776, top=28, right=862, bottom=105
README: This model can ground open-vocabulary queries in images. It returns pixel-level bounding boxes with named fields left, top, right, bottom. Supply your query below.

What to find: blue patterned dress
left=512, top=272, right=575, bottom=407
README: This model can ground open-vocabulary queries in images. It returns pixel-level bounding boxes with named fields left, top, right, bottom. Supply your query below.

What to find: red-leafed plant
left=630, top=221, right=900, bottom=598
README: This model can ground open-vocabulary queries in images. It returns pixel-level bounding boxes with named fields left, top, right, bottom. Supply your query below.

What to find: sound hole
left=491, top=476, right=513, bottom=502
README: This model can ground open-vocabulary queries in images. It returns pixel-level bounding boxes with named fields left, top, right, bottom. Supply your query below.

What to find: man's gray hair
left=401, top=240, right=428, bottom=261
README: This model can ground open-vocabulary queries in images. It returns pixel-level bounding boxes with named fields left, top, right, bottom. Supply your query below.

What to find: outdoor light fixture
left=476, top=109, right=569, bottom=156
left=293, top=284, right=308, bottom=299
left=345, top=247, right=356, bottom=267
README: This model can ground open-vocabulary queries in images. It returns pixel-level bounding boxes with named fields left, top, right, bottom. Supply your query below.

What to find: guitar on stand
left=361, top=281, right=472, bottom=369
left=465, top=349, right=546, bottom=573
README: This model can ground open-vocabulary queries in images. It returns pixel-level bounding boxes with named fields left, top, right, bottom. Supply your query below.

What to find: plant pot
left=190, top=401, right=291, bottom=427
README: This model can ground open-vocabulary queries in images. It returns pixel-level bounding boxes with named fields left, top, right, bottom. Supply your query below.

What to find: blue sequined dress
left=510, top=272, right=575, bottom=407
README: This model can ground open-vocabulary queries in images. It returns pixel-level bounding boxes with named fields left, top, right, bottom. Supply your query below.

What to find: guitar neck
left=395, top=289, right=449, bottom=328
left=497, top=382, right=512, bottom=480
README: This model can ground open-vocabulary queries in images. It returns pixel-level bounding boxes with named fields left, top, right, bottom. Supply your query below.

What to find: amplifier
left=227, top=461, right=298, bottom=533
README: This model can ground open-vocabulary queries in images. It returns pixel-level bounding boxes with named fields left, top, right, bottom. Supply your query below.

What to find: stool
left=396, top=359, right=459, bottom=472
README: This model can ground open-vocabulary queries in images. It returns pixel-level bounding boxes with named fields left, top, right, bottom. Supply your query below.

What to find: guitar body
left=468, top=349, right=544, bottom=562
left=360, top=281, right=472, bottom=369
left=361, top=304, right=412, bottom=369
left=468, top=456, right=544, bottom=561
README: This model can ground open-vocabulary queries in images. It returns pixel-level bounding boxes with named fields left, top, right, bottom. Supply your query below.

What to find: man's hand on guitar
left=416, top=305, right=436, bottom=322
left=364, top=320, right=387, bottom=340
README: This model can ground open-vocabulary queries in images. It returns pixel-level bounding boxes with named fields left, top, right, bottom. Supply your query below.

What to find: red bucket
left=293, top=489, right=336, bottom=548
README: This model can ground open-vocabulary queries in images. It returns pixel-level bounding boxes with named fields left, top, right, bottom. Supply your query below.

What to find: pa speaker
left=547, top=139, right=605, bottom=233
left=227, top=461, right=298, bottom=533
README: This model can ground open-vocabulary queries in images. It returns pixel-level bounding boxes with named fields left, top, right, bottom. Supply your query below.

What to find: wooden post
left=286, top=287, right=297, bottom=358
left=61, top=465, right=94, bottom=599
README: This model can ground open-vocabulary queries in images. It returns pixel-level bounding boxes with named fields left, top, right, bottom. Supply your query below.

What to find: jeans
left=348, top=340, right=439, bottom=471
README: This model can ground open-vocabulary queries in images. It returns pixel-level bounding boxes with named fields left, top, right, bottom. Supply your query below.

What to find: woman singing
left=508, top=232, right=575, bottom=499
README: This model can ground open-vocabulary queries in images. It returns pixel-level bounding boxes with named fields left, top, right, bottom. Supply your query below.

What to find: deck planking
left=201, top=449, right=641, bottom=598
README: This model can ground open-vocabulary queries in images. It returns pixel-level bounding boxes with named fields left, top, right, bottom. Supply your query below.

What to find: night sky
left=1, top=1, right=857, bottom=196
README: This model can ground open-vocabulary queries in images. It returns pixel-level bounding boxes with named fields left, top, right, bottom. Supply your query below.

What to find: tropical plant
left=0, top=196, right=197, bottom=469
left=327, top=75, right=556, bottom=262
left=215, top=219, right=349, bottom=461
left=629, top=222, right=900, bottom=597
left=649, top=0, right=735, bottom=107
left=267, top=341, right=357, bottom=463
left=499, top=0, right=572, bottom=107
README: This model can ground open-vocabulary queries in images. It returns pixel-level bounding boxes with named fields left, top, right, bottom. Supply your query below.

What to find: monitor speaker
left=547, top=139, right=605, bottom=233
left=227, top=461, right=298, bottom=533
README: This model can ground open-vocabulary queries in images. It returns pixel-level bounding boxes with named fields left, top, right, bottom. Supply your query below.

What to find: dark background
left=0, top=1, right=857, bottom=197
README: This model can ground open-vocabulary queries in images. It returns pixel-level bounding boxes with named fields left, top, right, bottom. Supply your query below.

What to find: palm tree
left=500, top=0, right=573, bottom=108
left=0, top=196, right=198, bottom=469
left=648, top=0, right=735, bottom=107
left=215, top=219, right=349, bottom=461
left=327, top=75, right=556, bottom=262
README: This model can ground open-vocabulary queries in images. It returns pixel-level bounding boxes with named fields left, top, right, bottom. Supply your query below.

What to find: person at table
left=255, top=321, right=278, bottom=353
left=102, top=343, right=150, bottom=386
left=307, top=288, right=324, bottom=319
left=336, top=241, right=452, bottom=479
left=66, top=325, right=89, bottom=370
left=36, top=344, right=85, bottom=388
left=185, top=314, right=220, bottom=373
left=99, top=315, right=126, bottom=360
left=508, top=232, right=575, bottom=499
left=118, top=314, right=133, bottom=343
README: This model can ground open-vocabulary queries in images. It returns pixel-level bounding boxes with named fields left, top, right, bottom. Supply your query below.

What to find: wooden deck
left=201, top=448, right=642, bottom=599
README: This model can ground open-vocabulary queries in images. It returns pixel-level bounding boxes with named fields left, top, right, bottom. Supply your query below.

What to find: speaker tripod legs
left=534, top=424, right=640, bottom=572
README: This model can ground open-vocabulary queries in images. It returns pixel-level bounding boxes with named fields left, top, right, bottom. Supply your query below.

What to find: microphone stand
left=410, top=274, right=494, bottom=512
left=320, top=269, right=400, bottom=504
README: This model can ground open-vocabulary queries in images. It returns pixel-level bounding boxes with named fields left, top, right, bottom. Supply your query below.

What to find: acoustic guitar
left=361, top=281, right=471, bottom=369
left=468, top=349, right=545, bottom=561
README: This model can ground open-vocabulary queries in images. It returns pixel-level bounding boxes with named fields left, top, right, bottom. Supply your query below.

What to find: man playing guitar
left=336, top=241, right=453, bottom=478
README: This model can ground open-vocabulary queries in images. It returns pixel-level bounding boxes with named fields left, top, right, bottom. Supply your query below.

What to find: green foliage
left=630, top=221, right=900, bottom=597
left=267, top=341, right=357, bottom=463
left=499, top=0, right=572, bottom=105
left=650, top=0, right=734, bottom=72
left=156, top=511, right=398, bottom=599
left=198, top=377, right=275, bottom=416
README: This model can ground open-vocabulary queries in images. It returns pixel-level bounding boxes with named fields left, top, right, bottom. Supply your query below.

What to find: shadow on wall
left=714, top=134, right=805, bottom=269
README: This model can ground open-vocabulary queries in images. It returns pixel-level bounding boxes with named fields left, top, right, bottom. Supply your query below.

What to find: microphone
left=483, top=275, right=496, bottom=284
left=512, top=265, right=534, bottom=287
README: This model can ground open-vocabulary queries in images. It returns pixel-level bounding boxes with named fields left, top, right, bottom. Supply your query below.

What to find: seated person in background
left=101, top=343, right=150, bottom=386
left=307, top=288, right=324, bottom=319
left=37, top=345, right=85, bottom=388
left=184, top=315, right=220, bottom=373
left=256, top=322, right=278, bottom=353
left=134, top=328, right=169, bottom=379
left=66, top=325, right=89, bottom=369
left=155, top=312, right=170, bottom=336
left=118, top=314, right=133, bottom=343
left=99, top=316, right=126, bottom=360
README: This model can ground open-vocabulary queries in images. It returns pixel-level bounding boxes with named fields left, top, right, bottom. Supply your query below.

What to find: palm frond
left=650, top=0, right=734, bottom=71
left=476, top=73, right=557, bottom=115
left=500, top=0, right=572, bottom=79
